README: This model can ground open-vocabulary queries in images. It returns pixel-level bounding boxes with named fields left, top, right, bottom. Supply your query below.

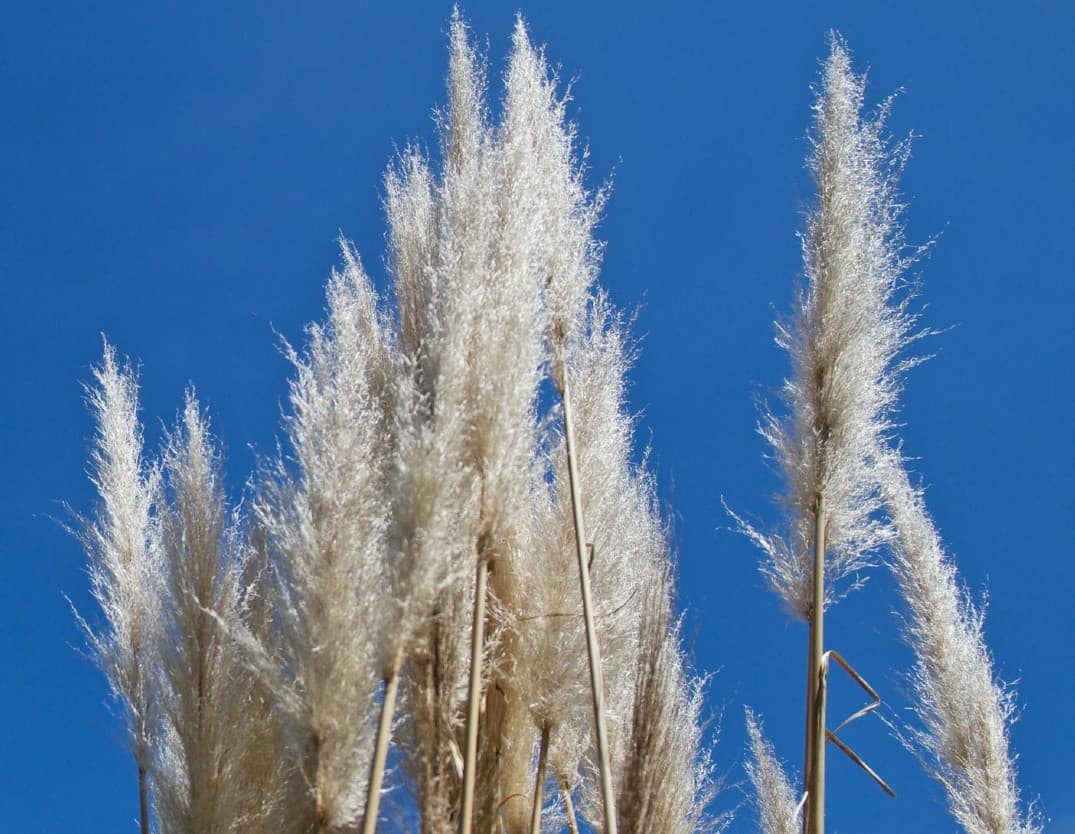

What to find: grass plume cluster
left=72, top=14, right=718, bottom=834
left=71, top=18, right=1036, bottom=834
left=737, top=34, right=1037, bottom=834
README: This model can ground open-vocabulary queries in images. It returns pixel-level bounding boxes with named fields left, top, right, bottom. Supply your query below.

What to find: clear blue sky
left=2, top=2, right=1071, bottom=831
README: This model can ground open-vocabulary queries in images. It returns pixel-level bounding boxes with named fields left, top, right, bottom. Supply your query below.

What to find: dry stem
left=561, top=779, right=580, bottom=834
left=362, top=667, right=401, bottom=834
left=529, top=725, right=550, bottom=834
left=561, top=379, right=618, bottom=834
left=138, top=763, right=149, bottom=834
left=459, top=551, right=490, bottom=834
left=805, top=497, right=827, bottom=834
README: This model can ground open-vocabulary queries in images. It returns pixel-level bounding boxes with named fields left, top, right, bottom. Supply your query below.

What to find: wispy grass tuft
left=732, top=35, right=918, bottom=618
left=250, top=247, right=394, bottom=831
left=73, top=341, right=164, bottom=834
left=880, top=453, right=1040, bottom=834
left=744, top=709, right=799, bottom=834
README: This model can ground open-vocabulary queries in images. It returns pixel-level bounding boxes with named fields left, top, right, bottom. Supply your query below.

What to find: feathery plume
left=495, top=21, right=620, bottom=830
left=152, top=394, right=300, bottom=834
left=75, top=341, right=163, bottom=834
left=744, top=710, right=799, bottom=834
left=537, top=296, right=670, bottom=829
left=737, top=35, right=915, bottom=617
left=880, top=453, right=1040, bottom=834
left=389, top=16, right=563, bottom=833
left=732, top=36, right=918, bottom=834
left=384, top=135, right=474, bottom=834
left=229, top=518, right=310, bottom=834
left=254, top=247, right=394, bottom=831
left=618, top=564, right=721, bottom=834
left=153, top=392, right=244, bottom=834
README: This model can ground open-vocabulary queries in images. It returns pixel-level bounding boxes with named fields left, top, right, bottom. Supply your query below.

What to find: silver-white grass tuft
left=235, top=517, right=313, bottom=834
left=152, top=393, right=302, bottom=834
left=735, top=36, right=917, bottom=617
left=388, top=16, right=609, bottom=833
left=744, top=709, right=800, bottom=834
left=880, top=453, right=1040, bottom=834
left=498, top=16, right=605, bottom=393
left=75, top=341, right=164, bottom=823
left=553, top=295, right=676, bottom=832
left=618, top=565, right=722, bottom=834
left=153, top=392, right=245, bottom=834
left=253, top=248, right=395, bottom=831
left=74, top=14, right=719, bottom=834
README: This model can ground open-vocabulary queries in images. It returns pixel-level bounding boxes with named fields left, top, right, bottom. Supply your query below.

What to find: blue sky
left=2, top=2, right=1071, bottom=831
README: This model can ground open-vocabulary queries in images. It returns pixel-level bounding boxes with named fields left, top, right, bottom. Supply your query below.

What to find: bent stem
left=362, top=666, right=402, bottom=834
left=805, top=495, right=827, bottom=834
left=529, top=725, right=550, bottom=834
left=561, top=379, right=618, bottom=834
left=459, top=548, right=490, bottom=834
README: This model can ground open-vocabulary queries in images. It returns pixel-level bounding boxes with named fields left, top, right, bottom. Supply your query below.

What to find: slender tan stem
left=138, top=763, right=149, bottom=834
left=561, top=380, right=618, bottom=834
left=529, top=725, right=550, bottom=834
left=806, top=495, right=827, bottom=834
left=362, top=667, right=401, bottom=834
left=459, top=552, right=490, bottom=834
left=561, top=780, right=580, bottom=834
left=803, top=619, right=814, bottom=822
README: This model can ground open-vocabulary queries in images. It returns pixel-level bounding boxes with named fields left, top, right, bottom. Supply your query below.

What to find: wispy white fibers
left=237, top=517, right=313, bottom=833
left=153, top=392, right=235, bottom=834
left=153, top=393, right=293, bottom=834
left=497, top=21, right=622, bottom=834
left=542, top=295, right=676, bottom=832
left=744, top=710, right=799, bottom=834
left=254, top=247, right=394, bottom=831
left=384, top=16, right=485, bottom=832
left=618, top=564, right=722, bottom=834
left=880, top=454, right=1039, bottom=834
left=499, top=16, right=604, bottom=393
left=387, top=15, right=566, bottom=833
left=74, top=341, right=163, bottom=833
left=735, top=36, right=915, bottom=617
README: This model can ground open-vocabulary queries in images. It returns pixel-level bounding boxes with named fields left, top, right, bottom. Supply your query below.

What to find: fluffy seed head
left=737, top=36, right=917, bottom=617
left=881, top=453, right=1040, bottom=834
left=76, top=340, right=164, bottom=767
left=744, top=709, right=799, bottom=834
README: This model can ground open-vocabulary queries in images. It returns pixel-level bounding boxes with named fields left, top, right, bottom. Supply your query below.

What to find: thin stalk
left=561, top=379, right=618, bottom=834
left=459, top=551, right=490, bottom=834
left=529, top=725, right=550, bottom=834
left=561, top=779, right=580, bottom=834
left=138, top=763, right=149, bottom=834
left=362, top=666, right=402, bottom=834
left=803, top=621, right=814, bottom=819
left=806, top=495, right=827, bottom=834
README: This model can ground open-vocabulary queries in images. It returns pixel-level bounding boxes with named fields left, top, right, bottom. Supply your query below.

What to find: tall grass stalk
left=805, top=499, right=827, bottom=834
left=560, top=381, right=617, bottom=834
left=361, top=669, right=401, bottom=834
left=529, top=725, right=550, bottom=834
left=459, top=555, right=489, bottom=834
left=562, top=785, right=581, bottom=834
left=249, top=250, right=393, bottom=832
left=733, top=34, right=916, bottom=834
